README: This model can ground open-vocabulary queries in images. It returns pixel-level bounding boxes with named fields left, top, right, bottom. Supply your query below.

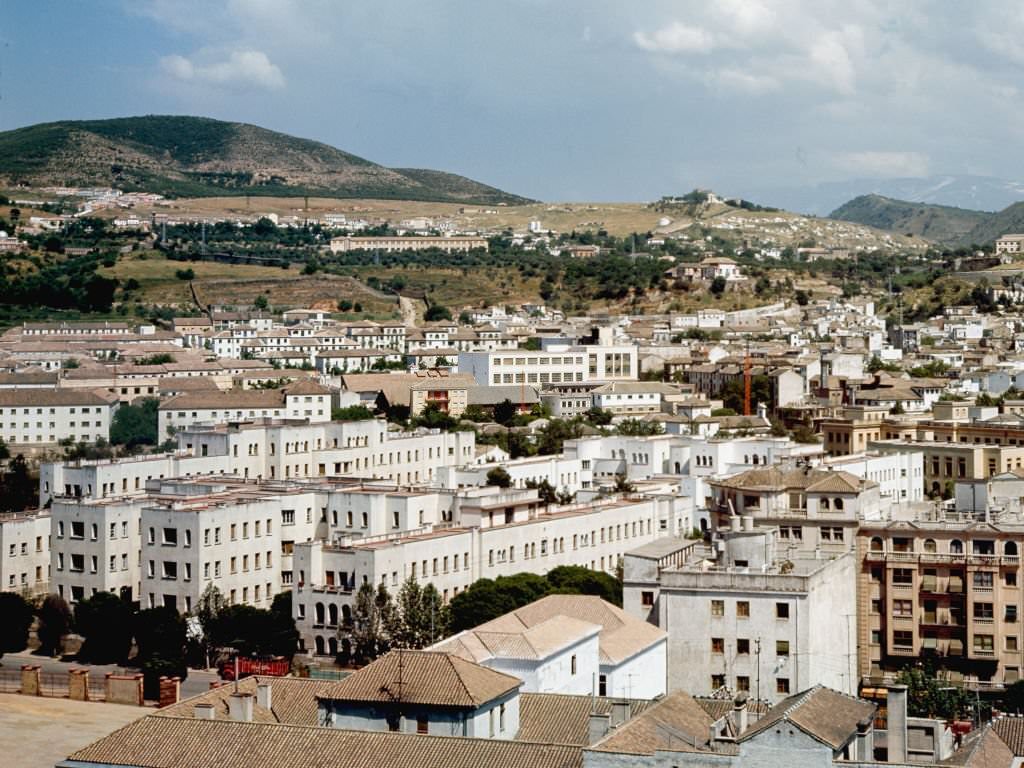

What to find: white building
left=624, top=526, right=857, bottom=703
left=432, top=594, right=667, bottom=699
left=459, top=344, right=638, bottom=387
left=0, top=389, right=117, bottom=449
left=0, top=511, right=51, bottom=595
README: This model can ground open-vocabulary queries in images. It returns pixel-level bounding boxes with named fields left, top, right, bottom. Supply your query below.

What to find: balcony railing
left=865, top=550, right=1019, bottom=566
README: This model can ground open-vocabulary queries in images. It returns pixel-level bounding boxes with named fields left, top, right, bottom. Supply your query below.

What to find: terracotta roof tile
left=738, top=686, right=874, bottom=750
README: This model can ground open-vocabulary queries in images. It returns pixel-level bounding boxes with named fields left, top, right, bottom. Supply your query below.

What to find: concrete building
left=329, top=235, right=488, bottom=253
left=0, top=510, right=50, bottom=595
left=459, top=344, right=638, bottom=387
left=433, top=594, right=667, bottom=699
left=0, top=388, right=117, bottom=449
left=624, top=526, right=858, bottom=702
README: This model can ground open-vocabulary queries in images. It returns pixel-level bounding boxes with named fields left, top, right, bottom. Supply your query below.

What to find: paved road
left=0, top=652, right=219, bottom=700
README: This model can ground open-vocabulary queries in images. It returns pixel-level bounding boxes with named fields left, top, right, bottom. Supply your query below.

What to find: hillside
left=962, top=201, right=1024, bottom=247
left=829, top=194, right=992, bottom=245
left=0, top=116, right=531, bottom=205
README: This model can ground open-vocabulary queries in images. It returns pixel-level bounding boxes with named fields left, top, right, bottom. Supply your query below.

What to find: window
left=776, top=640, right=790, bottom=657
left=736, top=676, right=750, bottom=692
left=711, top=637, right=725, bottom=654
left=1009, top=637, right=1019, bottom=652
left=598, top=674, right=607, bottom=696
left=571, top=654, right=577, bottom=675
left=1008, top=606, right=1019, bottom=623
left=712, top=674, right=726, bottom=689
left=711, top=599, right=725, bottom=617
left=737, top=638, right=750, bottom=654
left=641, top=591, right=655, bottom=607
left=974, top=572, right=994, bottom=589
left=893, top=630, right=914, bottom=648
left=892, top=568, right=914, bottom=585
left=282, top=510, right=295, bottom=525
left=1007, top=572, right=1018, bottom=587
left=162, top=528, right=177, bottom=546
left=974, top=635, right=995, bottom=653
left=737, top=601, right=750, bottom=618
left=893, top=600, right=913, bottom=617
left=776, top=602, right=790, bottom=619
left=974, top=602, right=994, bottom=620
left=417, top=716, right=428, bottom=735
left=776, top=678, right=790, bottom=695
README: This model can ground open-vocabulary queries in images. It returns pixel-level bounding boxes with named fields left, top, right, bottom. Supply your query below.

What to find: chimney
left=741, top=515, right=754, bottom=532
left=193, top=702, right=215, bottom=720
left=887, top=684, right=908, bottom=764
left=855, top=719, right=873, bottom=761
left=732, top=693, right=748, bottom=735
left=588, top=712, right=611, bottom=745
left=610, top=700, right=631, bottom=727
left=228, top=692, right=254, bottom=723
left=256, top=682, right=272, bottom=711
left=730, top=516, right=741, bottom=532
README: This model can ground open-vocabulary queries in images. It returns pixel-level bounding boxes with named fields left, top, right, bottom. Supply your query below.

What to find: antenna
left=754, top=638, right=761, bottom=706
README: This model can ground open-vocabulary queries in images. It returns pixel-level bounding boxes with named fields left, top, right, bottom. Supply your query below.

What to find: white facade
left=0, top=511, right=51, bottom=595
left=0, top=390, right=115, bottom=448
left=459, top=344, right=638, bottom=388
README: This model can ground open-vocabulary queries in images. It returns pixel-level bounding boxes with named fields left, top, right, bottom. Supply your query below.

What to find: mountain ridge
left=0, top=115, right=532, bottom=205
left=829, top=194, right=993, bottom=245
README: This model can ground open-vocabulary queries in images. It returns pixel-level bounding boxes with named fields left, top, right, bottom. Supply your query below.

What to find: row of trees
left=335, top=566, right=623, bottom=668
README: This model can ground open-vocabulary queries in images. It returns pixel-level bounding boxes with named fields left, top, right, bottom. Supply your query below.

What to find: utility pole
left=755, top=638, right=762, bottom=705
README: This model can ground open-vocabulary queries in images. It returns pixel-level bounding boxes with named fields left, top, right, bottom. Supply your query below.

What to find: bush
left=75, top=592, right=134, bottom=663
left=0, top=592, right=34, bottom=654
left=175, top=268, right=195, bottom=280
left=37, top=594, right=73, bottom=656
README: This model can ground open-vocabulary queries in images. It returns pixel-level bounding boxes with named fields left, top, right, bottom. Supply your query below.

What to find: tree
left=0, top=454, right=37, bottom=513
left=344, top=582, right=394, bottom=665
left=1001, top=680, right=1024, bottom=715
left=412, top=403, right=457, bottom=431
left=458, top=310, right=472, bottom=325
left=710, top=276, right=727, bottom=296
left=493, top=399, right=518, bottom=426
left=546, top=566, right=622, bottom=606
left=424, top=304, right=453, bottom=322
left=110, top=398, right=159, bottom=448
left=0, top=592, right=34, bottom=654
left=193, top=583, right=226, bottom=667
left=386, top=577, right=449, bottom=649
left=332, top=404, right=376, bottom=421
left=253, top=295, right=269, bottom=310
left=525, top=478, right=558, bottom=504
left=486, top=466, right=512, bottom=488
left=584, top=407, right=613, bottom=426
left=37, top=594, right=73, bottom=656
left=895, top=665, right=971, bottom=719
left=616, top=419, right=663, bottom=436
left=794, top=289, right=809, bottom=306
left=75, top=591, right=134, bottom=663
left=536, top=419, right=584, bottom=455
left=175, top=268, right=195, bottom=280
left=134, top=606, right=188, bottom=699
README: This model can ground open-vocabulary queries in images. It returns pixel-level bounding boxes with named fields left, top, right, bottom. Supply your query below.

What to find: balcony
left=865, top=550, right=1019, bottom=567
left=890, top=646, right=916, bottom=656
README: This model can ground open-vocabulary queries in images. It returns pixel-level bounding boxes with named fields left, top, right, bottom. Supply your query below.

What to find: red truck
left=218, top=656, right=291, bottom=681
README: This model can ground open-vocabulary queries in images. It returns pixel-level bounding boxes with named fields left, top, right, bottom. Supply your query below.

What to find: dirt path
left=399, top=295, right=421, bottom=327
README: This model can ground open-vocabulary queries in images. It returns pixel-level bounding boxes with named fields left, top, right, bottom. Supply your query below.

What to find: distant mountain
left=829, top=194, right=992, bottom=245
left=741, top=175, right=1024, bottom=217
left=0, top=115, right=532, bottom=205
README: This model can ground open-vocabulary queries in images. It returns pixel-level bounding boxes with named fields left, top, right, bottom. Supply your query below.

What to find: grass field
left=100, top=252, right=401, bottom=316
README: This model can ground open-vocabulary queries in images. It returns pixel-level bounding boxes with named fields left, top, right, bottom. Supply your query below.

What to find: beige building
left=329, top=235, right=488, bottom=253
left=858, top=512, right=1024, bottom=692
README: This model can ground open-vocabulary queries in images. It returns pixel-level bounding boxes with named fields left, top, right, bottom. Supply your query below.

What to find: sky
left=3, top=1, right=1024, bottom=203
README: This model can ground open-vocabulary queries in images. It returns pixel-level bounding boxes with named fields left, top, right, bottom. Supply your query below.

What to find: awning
left=948, top=638, right=964, bottom=655
left=922, top=637, right=938, bottom=649
left=949, top=574, right=964, bottom=593
left=921, top=575, right=937, bottom=591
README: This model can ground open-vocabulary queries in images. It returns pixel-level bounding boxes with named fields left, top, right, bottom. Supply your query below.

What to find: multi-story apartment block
left=0, top=389, right=117, bottom=449
left=158, top=380, right=332, bottom=437
left=858, top=511, right=1024, bottom=693
left=329, top=235, right=488, bottom=253
left=293, top=490, right=689, bottom=656
left=872, top=440, right=1024, bottom=497
left=41, top=418, right=477, bottom=505
left=459, top=344, right=638, bottom=388
left=51, top=497, right=144, bottom=602
left=624, top=524, right=857, bottom=702
left=0, top=511, right=51, bottom=595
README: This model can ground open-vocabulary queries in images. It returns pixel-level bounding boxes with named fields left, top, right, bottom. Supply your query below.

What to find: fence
left=0, top=666, right=157, bottom=705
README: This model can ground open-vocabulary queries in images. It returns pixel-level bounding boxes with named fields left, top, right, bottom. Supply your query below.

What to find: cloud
left=633, top=22, right=715, bottom=54
left=831, top=151, right=930, bottom=178
left=710, top=68, right=779, bottom=93
left=160, top=49, right=285, bottom=89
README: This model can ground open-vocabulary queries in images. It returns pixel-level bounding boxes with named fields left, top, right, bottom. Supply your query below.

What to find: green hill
left=829, top=194, right=992, bottom=245
left=0, top=115, right=532, bottom=204
left=961, top=201, right=1024, bottom=247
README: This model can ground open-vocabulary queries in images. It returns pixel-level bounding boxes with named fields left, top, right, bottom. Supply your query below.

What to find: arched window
left=328, top=604, right=338, bottom=626
left=753, top=455, right=760, bottom=465
left=342, top=604, right=352, bottom=624
left=950, top=539, right=964, bottom=554
left=924, top=539, right=937, bottom=553
left=744, top=455, right=749, bottom=464
left=315, top=636, right=325, bottom=655
left=328, top=637, right=338, bottom=656
left=821, top=498, right=831, bottom=510
left=315, top=602, right=325, bottom=625
left=834, top=498, right=845, bottom=511
left=1006, top=541, right=1019, bottom=556
left=674, top=462, right=681, bottom=474
left=870, top=537, right=883, bottom=552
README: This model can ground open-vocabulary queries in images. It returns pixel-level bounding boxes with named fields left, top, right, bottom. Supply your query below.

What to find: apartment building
left=293, top=491, right=689, bottom=657
left=0, top=511, right=50, bottom=595
left=329, top=235, right=488, bottom=253
left=436, top=454, right=590, bottom=495
left=872, top=440, right=1024, bottom=497
left=41, top=418, right=477, bottom=505
left=459, top=344, right=638, bottom=388
left=858, top=511, right=1024, bottom=693
left=158, top=380, right=332, bottom=436
left=51, top=498, right=144, bottom=602
left=590, top=381, right=678, bottom=415
left=0, top=388, right=117, bottom=449
left=624, top=525, right=858, bottom=702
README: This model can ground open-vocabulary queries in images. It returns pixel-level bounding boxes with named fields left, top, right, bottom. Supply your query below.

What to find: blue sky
left=3, top=1, right=1024, bottom=203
